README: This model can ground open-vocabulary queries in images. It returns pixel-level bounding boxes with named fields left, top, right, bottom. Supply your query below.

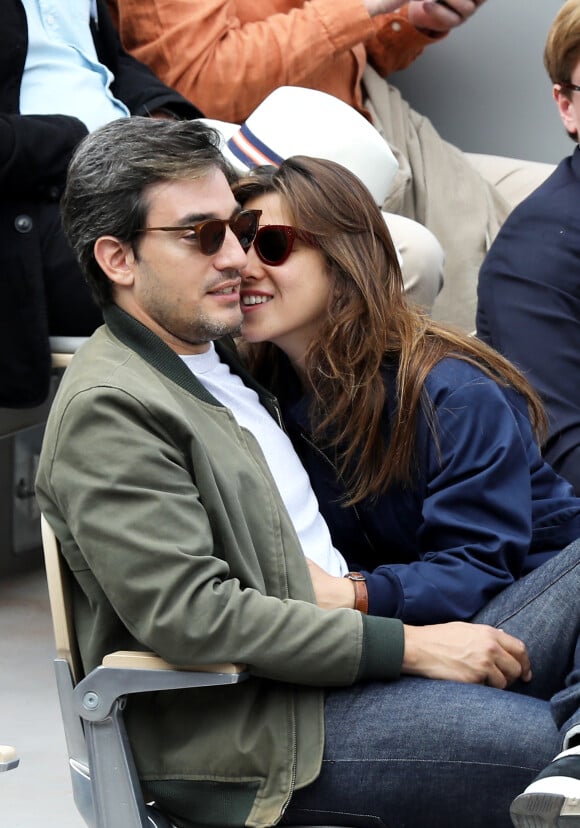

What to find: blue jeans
left=283, top=539, right=580, bottom=828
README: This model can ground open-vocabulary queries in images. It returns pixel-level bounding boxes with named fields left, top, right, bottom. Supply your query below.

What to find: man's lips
left=208, top=279, right=241, bottom=298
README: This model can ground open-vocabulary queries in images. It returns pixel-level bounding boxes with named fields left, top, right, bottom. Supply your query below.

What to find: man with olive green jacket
left=36, top=302, right=404, bottom=827
left=35, top=115, right=549, bottom=828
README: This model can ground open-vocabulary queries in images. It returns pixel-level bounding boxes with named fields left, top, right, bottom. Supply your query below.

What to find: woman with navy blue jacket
left=234, top=156, right=580, bottom=626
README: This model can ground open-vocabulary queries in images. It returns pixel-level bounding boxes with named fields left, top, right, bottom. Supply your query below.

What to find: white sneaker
left=510, top=747, right=580, bottom=827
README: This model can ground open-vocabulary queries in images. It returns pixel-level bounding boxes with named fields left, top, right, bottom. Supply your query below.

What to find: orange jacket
left=107, top=0, right=440, bottom=123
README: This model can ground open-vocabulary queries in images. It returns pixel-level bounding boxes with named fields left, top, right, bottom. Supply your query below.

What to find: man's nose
left=215, top=226, right=250, bottom=268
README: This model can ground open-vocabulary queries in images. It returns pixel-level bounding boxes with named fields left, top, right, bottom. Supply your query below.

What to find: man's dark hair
left=61, top=117, right=237, bottom=307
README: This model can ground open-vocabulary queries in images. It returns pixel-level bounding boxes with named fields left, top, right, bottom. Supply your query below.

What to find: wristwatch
left=344, top=571, right=368, bottom=614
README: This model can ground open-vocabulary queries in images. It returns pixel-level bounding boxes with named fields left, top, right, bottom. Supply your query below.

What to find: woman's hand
left=306, top=558, right=355, bottom=610
left=402, top=621, right=532, bottom=689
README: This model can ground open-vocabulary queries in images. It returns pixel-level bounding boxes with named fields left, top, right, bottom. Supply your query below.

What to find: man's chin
left=186, top=317, right=243, bottom=344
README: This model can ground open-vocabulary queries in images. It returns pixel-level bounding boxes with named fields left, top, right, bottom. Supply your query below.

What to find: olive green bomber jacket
left=35, top=305, right=404, bottom=827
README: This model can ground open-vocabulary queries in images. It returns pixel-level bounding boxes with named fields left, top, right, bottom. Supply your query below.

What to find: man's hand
left=402, top=622, right=532, bottom=689
left=306, top=558, right=355, bottom=610
left=306, top=558, right=531, bottom=690
left=408, top=0, right=486, bottom=34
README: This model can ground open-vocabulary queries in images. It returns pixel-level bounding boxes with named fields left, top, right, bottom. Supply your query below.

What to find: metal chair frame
left=41, top=515, right=348, bottom=828
left=41, top=515, right=247, bottom=828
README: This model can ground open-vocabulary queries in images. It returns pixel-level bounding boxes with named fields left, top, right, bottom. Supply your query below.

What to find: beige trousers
left=386, top=211, right=445, bottom=312
left=364, top=66, right=554, bottom=331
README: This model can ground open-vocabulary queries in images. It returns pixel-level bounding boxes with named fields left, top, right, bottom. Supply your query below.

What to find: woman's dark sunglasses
left=253, top=225, right=313, bottom=266
left=135, top=209, right=262, bottom=256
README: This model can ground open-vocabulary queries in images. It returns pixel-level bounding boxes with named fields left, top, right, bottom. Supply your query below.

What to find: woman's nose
left=240, top=243, right=265, bottom=278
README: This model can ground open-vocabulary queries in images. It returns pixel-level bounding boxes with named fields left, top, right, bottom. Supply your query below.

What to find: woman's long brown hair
left=234, top=156, right=547, bottom=505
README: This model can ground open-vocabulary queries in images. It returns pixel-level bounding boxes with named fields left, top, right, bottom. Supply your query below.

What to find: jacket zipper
left=280, top=690, right=298, bottom=819
left=262, top=392, right=285, bottom=430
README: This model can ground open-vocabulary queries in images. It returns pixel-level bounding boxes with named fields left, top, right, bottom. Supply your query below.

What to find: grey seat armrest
left=0, top=745, right=19, bottom=772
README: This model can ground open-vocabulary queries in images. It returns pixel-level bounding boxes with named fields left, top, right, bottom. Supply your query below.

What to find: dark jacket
left=281, top=357, right=580, bottom=625
left=477, top=147, right=580, bottom=496
left=0, top=0, right=202, bottom=407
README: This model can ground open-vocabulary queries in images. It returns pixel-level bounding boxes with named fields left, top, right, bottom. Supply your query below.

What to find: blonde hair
left=544, top=0, right=580, bottom=84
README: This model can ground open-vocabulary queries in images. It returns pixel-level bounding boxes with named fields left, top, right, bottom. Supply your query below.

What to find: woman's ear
left=93, top=236, right=136, bottom=287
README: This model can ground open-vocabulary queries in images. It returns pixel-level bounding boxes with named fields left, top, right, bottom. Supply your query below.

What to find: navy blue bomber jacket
left=281, top=357, right=580, bottom=625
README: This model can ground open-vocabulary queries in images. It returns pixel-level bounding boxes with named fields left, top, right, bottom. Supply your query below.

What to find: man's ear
left=553, top=84, right=580, bottom=139
left=94, top=236, right=136, bottom=287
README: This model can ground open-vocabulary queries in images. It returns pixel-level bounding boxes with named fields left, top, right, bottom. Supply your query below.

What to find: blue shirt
left=19, top=0, right=129, bottom=131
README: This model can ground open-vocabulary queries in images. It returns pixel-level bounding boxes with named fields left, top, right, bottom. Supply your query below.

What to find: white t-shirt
left=181, top=345, right=348, bottom=577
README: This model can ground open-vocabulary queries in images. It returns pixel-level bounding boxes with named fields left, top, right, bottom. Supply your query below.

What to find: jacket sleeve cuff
left=366, top=6, right=447, bottom=77
left=357, top=614, right=404, bottom=681
left=364, top=569, right=404, bottom=618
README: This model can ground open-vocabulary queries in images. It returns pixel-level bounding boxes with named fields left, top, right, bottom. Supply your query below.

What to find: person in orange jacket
left=106, top=0, right=461, bottom=124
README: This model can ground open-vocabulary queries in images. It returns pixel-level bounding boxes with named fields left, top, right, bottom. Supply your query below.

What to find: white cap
left=199, top=85, right=398, bottom=205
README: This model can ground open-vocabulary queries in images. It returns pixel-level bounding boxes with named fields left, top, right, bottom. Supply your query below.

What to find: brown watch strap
left=345, top=572, right=368, bottom=614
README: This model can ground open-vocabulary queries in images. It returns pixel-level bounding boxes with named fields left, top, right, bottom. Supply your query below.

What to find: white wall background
left=389, top=0, right=571, bottom=164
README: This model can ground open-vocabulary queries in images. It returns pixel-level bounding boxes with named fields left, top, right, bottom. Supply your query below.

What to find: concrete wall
left=390, top=0, right=570, bottom=165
